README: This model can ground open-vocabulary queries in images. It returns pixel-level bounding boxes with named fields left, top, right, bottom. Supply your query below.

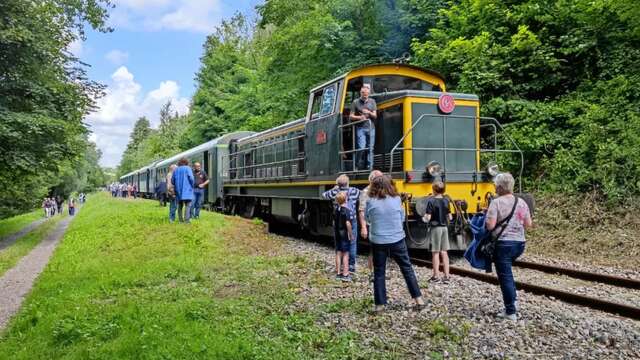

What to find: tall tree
left=0, top=0, right=112, bottom=218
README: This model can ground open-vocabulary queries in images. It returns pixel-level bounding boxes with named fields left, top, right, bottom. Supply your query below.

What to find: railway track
left=410, top=257, right=640, bottom=321
left=267, top=224, right=640, bottom=321
left=512, top=260, right=640, bottom=289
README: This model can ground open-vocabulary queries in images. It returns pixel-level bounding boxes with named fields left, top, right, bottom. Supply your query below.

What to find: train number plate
left=315, top=130, right=327, bottom=144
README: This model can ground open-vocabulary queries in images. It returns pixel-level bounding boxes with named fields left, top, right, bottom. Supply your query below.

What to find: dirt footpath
left=0, top=212, right=76, bottom=330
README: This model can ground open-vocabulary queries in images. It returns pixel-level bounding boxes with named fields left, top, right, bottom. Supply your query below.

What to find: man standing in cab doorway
left=350, top=83, right=377, bottom=170
left=192, top=162, right=209, bottom=219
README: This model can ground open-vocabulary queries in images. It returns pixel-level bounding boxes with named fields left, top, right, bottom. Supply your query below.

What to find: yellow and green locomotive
left=123, top=63, right=524, bottom=250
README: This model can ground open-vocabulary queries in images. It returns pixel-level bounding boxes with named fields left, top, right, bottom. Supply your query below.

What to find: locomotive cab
left=304, top=64, right=524, bottom=249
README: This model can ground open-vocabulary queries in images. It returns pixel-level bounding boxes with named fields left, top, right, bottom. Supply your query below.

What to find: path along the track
left=0, top=209, right=78, bottom=330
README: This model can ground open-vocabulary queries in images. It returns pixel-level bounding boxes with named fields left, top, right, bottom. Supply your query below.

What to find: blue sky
left=79, top=0, right=262, bottom=167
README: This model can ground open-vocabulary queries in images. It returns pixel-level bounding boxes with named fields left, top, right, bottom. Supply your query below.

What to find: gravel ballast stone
left=283, top=238, right=640, bottom=359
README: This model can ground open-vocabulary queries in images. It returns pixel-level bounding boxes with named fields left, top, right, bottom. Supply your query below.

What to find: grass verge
left=0, top=193, right=362, bottom=359
left=0, top=210, right=43, bottom=239
left=0, top=215, right=65, bottom=277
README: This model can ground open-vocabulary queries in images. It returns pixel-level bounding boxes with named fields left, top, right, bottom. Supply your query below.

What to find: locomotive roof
left=309, top=63, right=446, bottom=93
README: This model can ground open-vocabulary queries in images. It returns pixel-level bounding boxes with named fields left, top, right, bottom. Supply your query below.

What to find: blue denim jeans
left=192, top=188, right=205, bottom=218
left=494, top=241, right=526, bottom=315
left=349, top=221, right=358, bottom=272
left=356, top=125, right=375, bottom=170
left=371, top=239, right=422, bottom=305
left=169, top=197, right=177, bottom=222
left=178, top=200, right=192, bottom=223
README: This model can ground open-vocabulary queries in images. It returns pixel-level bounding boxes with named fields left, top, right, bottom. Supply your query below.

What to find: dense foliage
left=181, top=0, right=444, bottom=149
left=411, top=0, right=640, bottom=199
left=118, top=0, right=639, bottom=200
left=0, top=0, right=111, bottom=217
left=116, top=102, right=190, bottom=178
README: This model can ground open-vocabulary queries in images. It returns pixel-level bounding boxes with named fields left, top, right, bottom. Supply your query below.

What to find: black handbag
left=480, top=197, right=519, bottom=260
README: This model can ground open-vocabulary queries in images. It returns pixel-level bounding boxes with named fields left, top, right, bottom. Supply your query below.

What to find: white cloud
left=68, top=38, right=83, bottom=57
left=111, top=0, right=222, bottom=33
left=86, top=66, right=190, bottom=167
left=105, top=49, right=129, bottom=65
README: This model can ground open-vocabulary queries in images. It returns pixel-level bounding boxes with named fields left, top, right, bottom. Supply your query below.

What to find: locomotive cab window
left=309, top=83, right=338, bottom=119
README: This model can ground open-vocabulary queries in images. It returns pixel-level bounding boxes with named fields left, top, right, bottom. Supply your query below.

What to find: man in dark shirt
left=349, top=84, right=377, bottom=170
left=191, top=162, right=209, bottom=219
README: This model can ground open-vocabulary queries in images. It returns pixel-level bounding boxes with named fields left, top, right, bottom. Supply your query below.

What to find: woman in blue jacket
left=365, top=175, right=426, bottom=312
left=171, top=157, right=195, bottom=223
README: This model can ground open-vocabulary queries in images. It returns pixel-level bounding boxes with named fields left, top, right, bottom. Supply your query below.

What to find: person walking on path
left=56, top=196, right=64, bottom=215
left=172, top=158, right=194, bottom=224
left=68, top=197, right=76, bottom=216
left=485, top=173, right=532, bottom=321
left=42, top=199, right=49, bottom=218
left=166, top=164, right=178, bottom=223
left=323, top=174, right=360, bottom=273
left=191, top=162, right=209, bottom=219
left=365, top=175, right=425, bottom=312
left=333, top=192, right=355, bottom=282
left=423, top=181, right=453, bottom=283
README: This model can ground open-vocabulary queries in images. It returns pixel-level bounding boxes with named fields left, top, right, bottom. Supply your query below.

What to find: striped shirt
left=322, top=186, right=361, bottom=213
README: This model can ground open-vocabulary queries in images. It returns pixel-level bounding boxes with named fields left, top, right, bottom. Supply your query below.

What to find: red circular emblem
left=438, top=94, right=455, bottom=114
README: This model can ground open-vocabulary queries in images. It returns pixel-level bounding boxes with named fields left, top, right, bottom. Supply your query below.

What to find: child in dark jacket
left=334, top=192, right=354, bottom=282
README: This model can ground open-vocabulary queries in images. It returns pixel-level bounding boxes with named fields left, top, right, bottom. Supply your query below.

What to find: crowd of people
left=42, top=197, right=63, bottom=218
left=325, top=171, right=532, bottom=319
left=111, top=159, right=208, bottom=224
left=42, top=193, right=83, bottom=217
left=145, top=158, right=209, bottom=224
left=109, top=182, right=137, bottom=199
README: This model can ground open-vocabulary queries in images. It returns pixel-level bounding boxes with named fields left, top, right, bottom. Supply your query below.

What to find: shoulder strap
left=493, top=196, right=519, bottom=240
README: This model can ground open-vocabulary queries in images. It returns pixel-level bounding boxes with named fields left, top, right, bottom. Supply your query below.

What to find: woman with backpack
left=485, top=173, right=532, bottom=321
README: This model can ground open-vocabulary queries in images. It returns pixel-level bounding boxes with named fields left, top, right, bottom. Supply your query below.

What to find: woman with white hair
left=485, top=173, right=532, bottom=321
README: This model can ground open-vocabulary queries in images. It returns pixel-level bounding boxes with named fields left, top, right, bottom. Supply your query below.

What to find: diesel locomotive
left=120, top=64, right=524, bottom=250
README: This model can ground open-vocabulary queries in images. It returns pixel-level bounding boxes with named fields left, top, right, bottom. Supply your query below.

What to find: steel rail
left=410, top=257, right=640, bottom=321
left=513, top=260, right=640, bottom=290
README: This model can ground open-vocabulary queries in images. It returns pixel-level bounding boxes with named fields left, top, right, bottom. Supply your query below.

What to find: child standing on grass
left=334, top=192, right=355, bottom=282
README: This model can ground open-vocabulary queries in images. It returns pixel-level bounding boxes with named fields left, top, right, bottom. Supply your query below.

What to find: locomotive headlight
left=487, top=162, right=500, bottom=177
left=427, top=161, right=442, bottom=177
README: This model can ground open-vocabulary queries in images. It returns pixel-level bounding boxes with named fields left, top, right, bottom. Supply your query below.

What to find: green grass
left=0, top=215, right=65, bottom=277
left=0, top=210, right=43, bottom=239
left=0, top=193, right=362, bottom=359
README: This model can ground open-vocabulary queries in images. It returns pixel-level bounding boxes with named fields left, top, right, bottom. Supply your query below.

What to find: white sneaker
left=496, top=311, right=517, bottom=321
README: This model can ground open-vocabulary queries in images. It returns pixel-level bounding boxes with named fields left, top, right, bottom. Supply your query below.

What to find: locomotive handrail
left=338, top=118, right=374, bottom=173
left=389, top=113, right=430, bottom=174
left=222, top=133, right=306, bottom=180
left=229, top=134, right=305, bottom=155
left=480, top=123, right=498, bottom=163
left=389, top=114, right=524, bottom=192
left=226, top=156, right=306, bottom=171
